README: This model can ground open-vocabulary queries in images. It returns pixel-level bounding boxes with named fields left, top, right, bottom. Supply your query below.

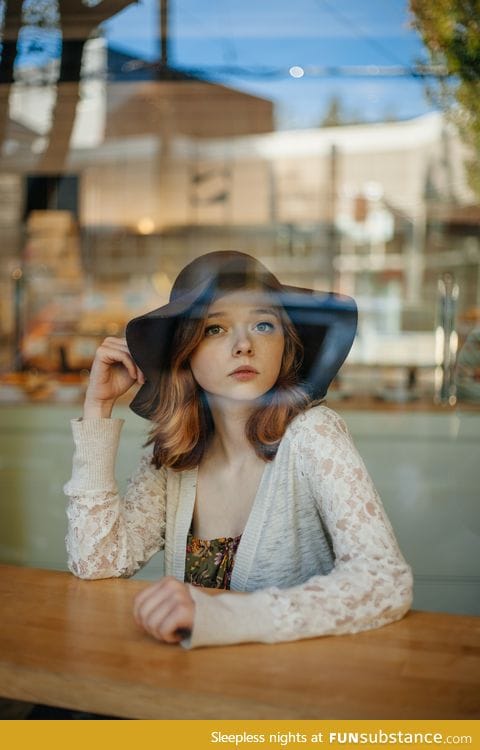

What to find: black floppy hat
left=126, top=251, right=357, bottom=419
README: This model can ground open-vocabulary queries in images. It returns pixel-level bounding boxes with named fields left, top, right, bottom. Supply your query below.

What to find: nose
left=232, top=328, right=253, bottom=356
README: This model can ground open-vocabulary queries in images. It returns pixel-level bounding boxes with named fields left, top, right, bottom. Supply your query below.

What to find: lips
left=229, top=366, right=258, bottom=375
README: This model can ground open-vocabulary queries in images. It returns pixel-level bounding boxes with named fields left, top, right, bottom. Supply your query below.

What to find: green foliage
left=320, top=96, right=346, bottom=127
left=410, top=0, right=480, bottom=195
left=319, top=95, right=390, bottom=128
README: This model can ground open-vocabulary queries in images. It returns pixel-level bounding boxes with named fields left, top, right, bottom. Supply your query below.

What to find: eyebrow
left=206, top=307, right=280, bottom=319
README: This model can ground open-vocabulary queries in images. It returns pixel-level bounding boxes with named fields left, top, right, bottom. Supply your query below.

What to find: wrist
left=83, top=396, right=115, bottom=419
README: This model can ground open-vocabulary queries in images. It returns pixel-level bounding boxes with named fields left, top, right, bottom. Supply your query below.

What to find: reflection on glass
left=0, top=1, right=478, bottom=406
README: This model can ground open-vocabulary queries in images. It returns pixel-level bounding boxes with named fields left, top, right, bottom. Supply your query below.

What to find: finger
left=137, top=585, right=182, bottom=627
left=99, top=349, right=137, bottom=380
left=144, top=600, right=177, bottom=638
left=101, top=337, right=130, bottom=350
left=174, top=627, right=192, bottom=640
left=98, top=341, right=134, bottom=364
left=133, top=579, right=167, bottom=608
left=133, top=580, right=172, bottom=622
left=134, top=580, right=191, bottom=630
left=133, top=577, right=180, bottom=610
left=102, top=342, right=144, bottom=383
left=160, top=604, right=194, bottom=643
left=134, top=593, right=165, bottom=626
left=148, top=603, right=194, bottom=644
left=114, top=355, right=137, bottom=381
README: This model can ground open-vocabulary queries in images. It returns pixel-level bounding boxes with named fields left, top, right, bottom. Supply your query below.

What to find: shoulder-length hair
left=146, top=291, right=311, bottom=470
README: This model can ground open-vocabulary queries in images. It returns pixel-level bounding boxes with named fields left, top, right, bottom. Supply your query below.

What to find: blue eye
left=255, top=321, right=275, bottom=332
left=205, top=324, right=223, bottom=336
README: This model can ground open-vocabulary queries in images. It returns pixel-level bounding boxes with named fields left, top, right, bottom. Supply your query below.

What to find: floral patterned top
left=185, top=528, right=242, bottom=589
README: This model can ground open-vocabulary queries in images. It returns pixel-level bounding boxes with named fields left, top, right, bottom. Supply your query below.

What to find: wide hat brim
left=126, top=255, right=357, bottom=419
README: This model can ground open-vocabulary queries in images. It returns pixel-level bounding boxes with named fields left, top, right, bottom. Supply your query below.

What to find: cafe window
left=0, top=0, right=479, bottom=404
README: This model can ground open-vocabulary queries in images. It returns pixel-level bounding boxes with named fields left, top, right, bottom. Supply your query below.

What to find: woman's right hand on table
left=83, top=337, right=145, bottom=418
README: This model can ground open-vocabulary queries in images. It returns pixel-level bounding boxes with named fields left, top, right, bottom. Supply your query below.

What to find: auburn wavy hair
left=146, top=289, right=311, bottom=470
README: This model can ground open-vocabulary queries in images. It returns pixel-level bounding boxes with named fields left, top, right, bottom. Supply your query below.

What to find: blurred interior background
left=0, top=1, right=478, bottom=616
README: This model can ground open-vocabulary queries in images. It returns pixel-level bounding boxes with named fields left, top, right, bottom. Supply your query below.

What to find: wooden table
left=0, top=565, right=479, bottom=719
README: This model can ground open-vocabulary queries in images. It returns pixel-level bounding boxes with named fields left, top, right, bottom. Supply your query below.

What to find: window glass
left=0, top=0, right=478, bottom=405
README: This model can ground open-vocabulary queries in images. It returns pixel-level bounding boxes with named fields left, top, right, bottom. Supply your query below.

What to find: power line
left=116, top=62, right=449, bottom=80
left=317, top=0, right=412, bottom=69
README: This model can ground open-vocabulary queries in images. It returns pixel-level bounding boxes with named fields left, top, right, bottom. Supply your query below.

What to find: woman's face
left=189, top=289, right=285, bottom=404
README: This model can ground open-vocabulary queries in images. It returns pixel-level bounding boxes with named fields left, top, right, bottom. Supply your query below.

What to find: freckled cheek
left=190, top=347, right=223, bottom=388
left=262, top=338, right=285, bottom=383
left=273, top=338, right=285, bottom=368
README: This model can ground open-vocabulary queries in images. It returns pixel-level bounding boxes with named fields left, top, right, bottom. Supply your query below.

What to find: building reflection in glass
left=0, top=1, right=478, bottom=405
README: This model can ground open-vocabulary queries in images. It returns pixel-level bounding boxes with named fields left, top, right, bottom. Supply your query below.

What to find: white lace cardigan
left=64, top=405, right=413, bottom=649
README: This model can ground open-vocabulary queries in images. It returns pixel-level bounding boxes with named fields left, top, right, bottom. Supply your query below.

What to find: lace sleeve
left=64, top=418, right=167, bottom=580
left=263, top=407, right=413, bottom=642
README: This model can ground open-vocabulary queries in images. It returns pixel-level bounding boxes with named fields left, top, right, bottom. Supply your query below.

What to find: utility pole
left=160, top=0, right=169, bottom=68
left=155, top=0, right=176, bottom=229
left=327, top=143, right=339, bottom=288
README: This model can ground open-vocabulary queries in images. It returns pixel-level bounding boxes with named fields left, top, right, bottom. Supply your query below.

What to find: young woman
left=64, top=251, right=413, bottom=648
